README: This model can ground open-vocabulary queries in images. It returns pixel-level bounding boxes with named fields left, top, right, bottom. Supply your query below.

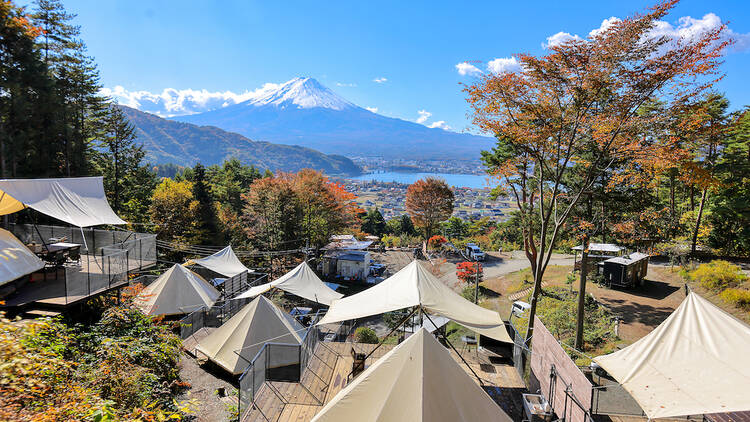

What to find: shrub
left=686, top=260, right=748, bottom=292
left=513, top=287, right=616, bottom=351
left=720, top=288, right=750, bottom=310
left=0, top=304, right=191, bottom=421
left=428, top=235, right=447, bottom=249
left=354, top=327, right=379, bottom=344
left=456, top=261, right=482, bottom=284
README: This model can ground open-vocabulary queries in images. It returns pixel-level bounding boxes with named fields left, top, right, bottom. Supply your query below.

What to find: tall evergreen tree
left=96, top=105, right=157, bottom=223
left=361, top=207, right=386, bottom=237
left=192, top=163, right=221, bottom=244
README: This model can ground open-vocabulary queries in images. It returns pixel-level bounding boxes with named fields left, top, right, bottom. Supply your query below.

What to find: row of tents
left=133, top=245, right=514, bottom=376
left=131, top=246, right=520, bottom=421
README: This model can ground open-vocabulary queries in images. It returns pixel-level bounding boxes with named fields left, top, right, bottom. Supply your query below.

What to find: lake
left=349, top=172, right=491, bottom=189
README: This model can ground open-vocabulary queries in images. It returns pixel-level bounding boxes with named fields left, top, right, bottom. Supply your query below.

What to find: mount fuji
left=172, top=77, right=492, bottom=160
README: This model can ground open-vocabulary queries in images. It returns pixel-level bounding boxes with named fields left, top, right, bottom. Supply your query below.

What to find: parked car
left=465, top=243, right=486, bottom=261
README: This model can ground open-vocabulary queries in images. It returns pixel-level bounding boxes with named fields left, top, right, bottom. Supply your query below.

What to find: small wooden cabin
left=572, top=243, right=626, bottom=271
left=596, top=252, right=650, bottom=288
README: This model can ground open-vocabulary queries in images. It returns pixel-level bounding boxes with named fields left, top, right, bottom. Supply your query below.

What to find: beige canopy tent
left=0, top=228, right=45, bottom=286
left=317, top=260, right=511, bottom=343
left=189, top=245, right=251, bottom=278
left=311, top=328, right=513, bottom=422
left=195, top=295, right=304, bottom=375
left=234, top=261, right=343, bottom=305
left=134, top=264, right=220, bottom=316
left=0, top=177, right=126, bottom=227
left=594, top=292, right=750, bottom=419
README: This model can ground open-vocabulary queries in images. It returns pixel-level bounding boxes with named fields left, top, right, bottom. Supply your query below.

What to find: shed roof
left=572, top=243, right=625, bottom=252
left=602, top=252, right=649, bottom=265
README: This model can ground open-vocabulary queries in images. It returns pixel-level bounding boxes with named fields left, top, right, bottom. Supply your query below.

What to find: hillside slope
left=121, top=106, right=361, bottom=175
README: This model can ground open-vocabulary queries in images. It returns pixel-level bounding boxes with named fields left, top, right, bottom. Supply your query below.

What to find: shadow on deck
left=242, top=340, right=527, bottom=422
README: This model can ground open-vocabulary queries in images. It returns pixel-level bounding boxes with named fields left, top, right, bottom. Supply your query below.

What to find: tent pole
left=423, top=312, right=484, bottom=386
left=29, top=210, right=49, bottom=252
left=347, top=306, right=419, bottom=380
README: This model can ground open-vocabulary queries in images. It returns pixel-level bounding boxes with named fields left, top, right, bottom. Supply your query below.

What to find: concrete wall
left=530, top=316, right=592, bottom=422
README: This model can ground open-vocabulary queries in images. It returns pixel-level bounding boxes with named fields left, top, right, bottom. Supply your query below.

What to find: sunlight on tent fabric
left=195, top=295, right=304, bottom=375
left=134, top=264, right=220, bottom=315
left=233, top=261, right=343, bottom=305
left=317, top=260, right=512, bottom=343
left=0, top=177, right=126, bottom=227
left=189, top=245, right=252, bottom=277
left=594, top=292, right=750, bottom=419
left=0, top=228, right=44, bottom=286
left=311, top=328, right=513, bottom=422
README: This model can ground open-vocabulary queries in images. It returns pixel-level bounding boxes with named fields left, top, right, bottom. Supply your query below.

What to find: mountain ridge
left=120, top=105, right=362, bottom=175
left=171, top=77, right=493, bottom=160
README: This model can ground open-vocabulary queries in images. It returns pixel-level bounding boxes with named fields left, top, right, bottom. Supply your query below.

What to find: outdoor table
left=46, top=242, right=81, bottom=253
left=33, top=242, right=82, bottom=261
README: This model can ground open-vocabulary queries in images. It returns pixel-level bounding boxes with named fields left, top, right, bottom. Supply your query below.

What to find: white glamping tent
left=0, top=177, right=126, bottom=227
left=594, top=292, right=750, bottom=419
left=0, top=228, right=45, bottom=287
left=195, top=295, right=304, bottom=375
left=234, top=261, right=343, bottom=305
left=135, top=264, right=220, bottom=316
left=317, top=260, right=512, bottom=343
left=190, top=245, right=252, bottom=277
left=311, top=328, right=513, bottom=422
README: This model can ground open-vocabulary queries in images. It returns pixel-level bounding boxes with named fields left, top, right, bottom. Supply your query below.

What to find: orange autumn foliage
left=465, top=0, right=730, bottom=341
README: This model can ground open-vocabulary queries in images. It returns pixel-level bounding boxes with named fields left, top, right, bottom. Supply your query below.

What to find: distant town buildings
left=335, top=178, right=515, bottom=222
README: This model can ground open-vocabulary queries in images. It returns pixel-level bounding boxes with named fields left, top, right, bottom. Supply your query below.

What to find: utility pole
left=575, top=235, right=589, bottom=350
left=474, top=259, right=480, bottom=304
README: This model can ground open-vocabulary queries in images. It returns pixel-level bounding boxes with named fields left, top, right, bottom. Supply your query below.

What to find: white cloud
left=487, top=57, right=521, bottom=74
left=366, top=106, right=378, bottom=113
left=414, top=110, right=453, bottom=131
left=416, top=110, right=432, bottom=124
left=428, top=120, right=452, bottom=130
left=543, top=31, right=583, bottom=49
left=589, top=17, right=621, bottom=38
left=99, top=84, right=275, bottom=117
left=335, top=82, right=357, bottom=87
left=455, top=62, right=483, bottom=76
left=647, top=13, right=750, bottom=52
left=373, top=77, right=388, bottom=83
left=549, top=12, right=749, bottom=52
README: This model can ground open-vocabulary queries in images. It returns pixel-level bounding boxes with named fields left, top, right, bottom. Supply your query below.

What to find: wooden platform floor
left=1, top=257, right=155, bottom=309
left=242, top=340, right=525, bottom=422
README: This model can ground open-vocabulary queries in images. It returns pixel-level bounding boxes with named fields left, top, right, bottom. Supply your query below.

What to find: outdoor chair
left=67, top=245, right=81, bottom=265
left=42, top=250, right=66, bottom=279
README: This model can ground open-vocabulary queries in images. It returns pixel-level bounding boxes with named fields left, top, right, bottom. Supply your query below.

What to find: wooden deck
left=242, top=340, right=526, bottom=422
left=1, top=256, right=155, bottom=310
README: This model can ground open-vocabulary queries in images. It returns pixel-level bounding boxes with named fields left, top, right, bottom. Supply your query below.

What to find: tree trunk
left=691, top=188, right=708, bottom=254
left=575, top=237, right=589, bottom=350
left=524, top=258, right=543, bottom=344
left=690, top=185, right=695, bottom=211
left=669, top=171, right=676, bottom=233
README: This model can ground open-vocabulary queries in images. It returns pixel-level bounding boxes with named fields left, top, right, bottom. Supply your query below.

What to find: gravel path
left=178, top=352, right=235, bottom=422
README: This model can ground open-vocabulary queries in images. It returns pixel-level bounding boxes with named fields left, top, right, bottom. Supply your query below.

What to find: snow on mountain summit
left=244, top=77, right=355, bottom=111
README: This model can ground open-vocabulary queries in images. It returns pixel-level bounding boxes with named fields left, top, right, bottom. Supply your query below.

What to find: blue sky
left=23, top=0, right=750, bottom=131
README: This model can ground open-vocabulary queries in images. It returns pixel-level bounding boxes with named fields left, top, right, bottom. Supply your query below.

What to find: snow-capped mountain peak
left=244, top=77, right=355, bottom=111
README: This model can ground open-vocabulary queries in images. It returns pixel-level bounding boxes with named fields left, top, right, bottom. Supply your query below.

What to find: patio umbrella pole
left=347, top=306, right=419, bottom=379
left=423, top=311, right=484, bottom=386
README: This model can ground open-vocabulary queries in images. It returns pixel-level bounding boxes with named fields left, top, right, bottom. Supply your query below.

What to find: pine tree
left=96, top=105, right=157, bottom=223
left=192, top=163, right=221, bottom=244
